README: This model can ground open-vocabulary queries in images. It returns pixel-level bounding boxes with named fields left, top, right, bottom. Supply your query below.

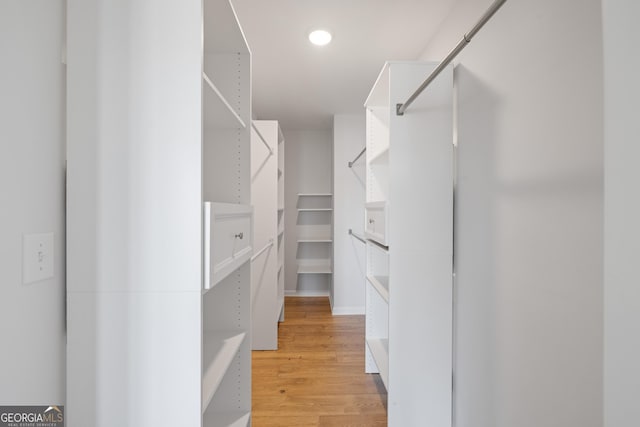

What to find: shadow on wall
left=453, top=64, right=499, bottom=425
left=454, top=60, right=603, bottom=427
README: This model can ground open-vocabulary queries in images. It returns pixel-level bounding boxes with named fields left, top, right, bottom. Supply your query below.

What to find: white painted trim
left=331, top=306, right=365, bottom=316
left=284, top=290, right=330, bottom=297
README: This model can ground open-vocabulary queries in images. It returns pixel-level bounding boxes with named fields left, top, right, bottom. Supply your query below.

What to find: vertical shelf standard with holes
left=250, top=120, right=284, bottom=350
left=364, top=61, right=454, bottom=427
left=296, top=194, right=333, bottom=295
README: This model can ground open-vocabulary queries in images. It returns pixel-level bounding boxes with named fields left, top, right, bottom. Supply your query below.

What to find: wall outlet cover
left=22, top=232, right=54, bottom=284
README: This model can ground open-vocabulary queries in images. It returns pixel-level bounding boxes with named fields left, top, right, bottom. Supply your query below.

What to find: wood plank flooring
left=252, top=297, right=387, bottom=426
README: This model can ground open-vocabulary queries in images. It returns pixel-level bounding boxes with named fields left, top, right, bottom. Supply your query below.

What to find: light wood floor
left=252, top=297, right=387, bottom=426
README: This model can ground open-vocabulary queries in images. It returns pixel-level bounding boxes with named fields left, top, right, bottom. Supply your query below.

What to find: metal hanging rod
left=348, top=229, right=366, bottom=244
left=348, top=147, right=366, bottom=168
left=251, top=239, right=274, bottom=262
left=251, top=122, right=274, bottom=155
left=396, top=0, right=508, bottom=116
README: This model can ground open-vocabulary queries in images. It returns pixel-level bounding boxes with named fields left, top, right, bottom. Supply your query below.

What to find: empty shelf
left=367, top=275, right=389, bottom=303
left=203, top=410, right=250, bottom=427
left=297, top=193, right=332, bottom=197
left=368, top=147, right=389, bottom=165
left=297, top=208, right=333, bottom=212
left=297, top=238, right=332, bottom=243
left=366, top=338, right=389, bottom=390
left=203, top=72, right=246, bottom=130
left=297, top=259, right=332, bottom=274
left=202, top=331, right=246, bottom=413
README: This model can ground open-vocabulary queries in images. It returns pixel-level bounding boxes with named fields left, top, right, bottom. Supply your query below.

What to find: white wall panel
left=332, top=114, right=366, bottom=314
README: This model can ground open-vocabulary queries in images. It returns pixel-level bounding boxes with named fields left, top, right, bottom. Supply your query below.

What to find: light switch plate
left=23, top=232, right=54, bottom=284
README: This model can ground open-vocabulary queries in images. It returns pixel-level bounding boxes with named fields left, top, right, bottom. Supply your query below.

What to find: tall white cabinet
left=67, top=0, right=252, bottom=425
left=250, top=120, right=285, bottom=350
left=201, top=0, right=252, bottom=424
left=364, top=62, right=453, bottom=426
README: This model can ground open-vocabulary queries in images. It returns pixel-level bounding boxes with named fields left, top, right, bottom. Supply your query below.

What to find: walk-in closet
left=1, top=0, right=635, bottom=427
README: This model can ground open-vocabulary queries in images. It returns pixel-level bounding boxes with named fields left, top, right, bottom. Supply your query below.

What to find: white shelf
left=297, top=238, right=332, bottom=243
left=275, top=295, right=285, bottom=323
left=203, top=72, right=246, bottom=130
left=297, top=193, right=332, bottom=197
left=368, top=147, right=389, bottom=165
left=368, top=238, right=390, bottom=254
left=367, top=275, right=389, bottom=303
left=297, top=208, right=332, bottom=212
left=297, top=259, right=332, bottom=274
left=203, top=410, right=251, bottom=427
left=202, top=331, right=247, bottom=413
left=366, top=338, right=389, bottom=389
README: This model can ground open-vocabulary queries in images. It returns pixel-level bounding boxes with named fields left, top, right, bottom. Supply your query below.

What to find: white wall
left=332, top=114, right=366, bottom=314
left=0, top=0, right=66, bottom=405
left=283, top=129, right=333, bottom=295
left=603, top=1, right=640, bottom=425
left=420, top=1, right=604, bottom=426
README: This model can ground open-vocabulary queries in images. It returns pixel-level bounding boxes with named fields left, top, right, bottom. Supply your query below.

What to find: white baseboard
left=285, top=290, right=330, bottom=297
left=331, top=306, right=365, bottom=315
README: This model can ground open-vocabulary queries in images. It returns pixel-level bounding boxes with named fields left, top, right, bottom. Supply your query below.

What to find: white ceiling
left=232, top=0, right=456, bottom=130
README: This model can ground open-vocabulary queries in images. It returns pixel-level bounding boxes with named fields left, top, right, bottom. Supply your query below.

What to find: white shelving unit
left=364, top=61, right=454, bottom=426
left=296, top=194, right=334, bottom=292
left=66, top=1, right=252, bottom=426
left=202, top=0, right=252, bottom=424
left=250, top=120, right=285, bottom=350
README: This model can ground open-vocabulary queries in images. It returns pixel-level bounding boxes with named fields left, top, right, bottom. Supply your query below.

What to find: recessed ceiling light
left=308, top=29, right=332, bottom=46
